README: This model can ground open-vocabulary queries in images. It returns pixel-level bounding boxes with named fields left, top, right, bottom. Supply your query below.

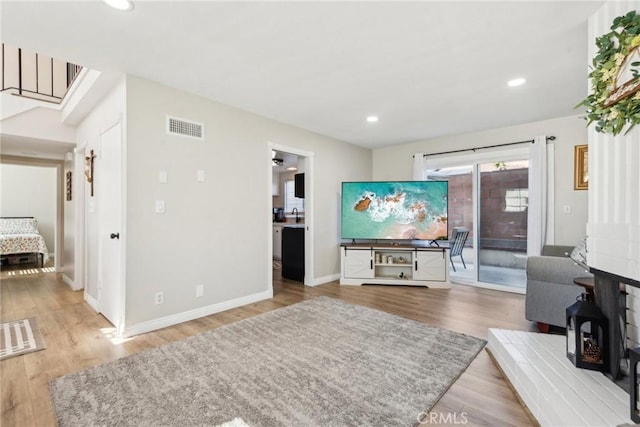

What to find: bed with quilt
left=0, top=217, right=49, bottom=268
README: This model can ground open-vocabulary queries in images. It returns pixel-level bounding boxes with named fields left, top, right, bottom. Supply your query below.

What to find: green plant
left=576, top=10, right=640, bottom=135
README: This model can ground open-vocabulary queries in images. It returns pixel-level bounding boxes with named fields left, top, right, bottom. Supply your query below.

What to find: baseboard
left=61, top=274, right=82, bottom=291
left=84, top=292, right=99, bottom=312
left=123, top=289, right=273, bottom=337
left=307, top=273, right=340, bottom=287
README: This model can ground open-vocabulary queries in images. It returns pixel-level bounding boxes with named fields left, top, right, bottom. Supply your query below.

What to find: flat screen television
left=341, top=181, right=448, bottom=241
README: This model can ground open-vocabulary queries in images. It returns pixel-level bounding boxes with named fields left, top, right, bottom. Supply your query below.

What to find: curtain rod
left=416, top=136, right=556, bottom=158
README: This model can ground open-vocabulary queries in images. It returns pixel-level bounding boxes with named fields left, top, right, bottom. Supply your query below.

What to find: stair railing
left=1, top=43, right=83, bottom=104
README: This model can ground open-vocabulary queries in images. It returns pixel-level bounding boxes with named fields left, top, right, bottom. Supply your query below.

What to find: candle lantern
left=566, top=294, right=608, bottom=372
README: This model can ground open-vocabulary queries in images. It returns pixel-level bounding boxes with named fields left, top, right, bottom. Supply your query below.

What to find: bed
left=0, top=217, right=49, bottom=268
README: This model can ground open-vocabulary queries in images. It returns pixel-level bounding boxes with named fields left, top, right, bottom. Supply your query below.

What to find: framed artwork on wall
left=574, top=144, right=588, bottom=190
left=66, top=171, right=72, bottom=201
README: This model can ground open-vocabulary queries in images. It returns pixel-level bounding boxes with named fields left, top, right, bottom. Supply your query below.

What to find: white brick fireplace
left=489, top=2, right=640, bottom=425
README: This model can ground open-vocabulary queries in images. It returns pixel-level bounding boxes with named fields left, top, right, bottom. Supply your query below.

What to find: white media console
left=340, top=244, right=450, bottom=288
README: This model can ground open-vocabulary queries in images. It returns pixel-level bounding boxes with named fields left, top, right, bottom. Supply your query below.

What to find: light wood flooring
left=1, top=267, right=537, bottom=426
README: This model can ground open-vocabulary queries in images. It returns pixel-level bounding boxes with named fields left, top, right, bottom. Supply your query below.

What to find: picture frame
left=574, top=144, right=588, bottom=190
left=66, top=171, right=72, bottom=201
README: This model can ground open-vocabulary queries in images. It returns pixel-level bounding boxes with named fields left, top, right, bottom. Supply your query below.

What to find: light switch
left=155, top=200, right=165, bottom=214
left=159, top=170, right=168, bottom=184
left=89, top=201, right=95, bottom=213
left=197, top=170, right=205, bottom=182
left=563, top=204, right=571, bottom=214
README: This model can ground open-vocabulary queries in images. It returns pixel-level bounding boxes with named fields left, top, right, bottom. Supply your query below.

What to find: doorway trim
left=268, top=142, right=315, bottom=288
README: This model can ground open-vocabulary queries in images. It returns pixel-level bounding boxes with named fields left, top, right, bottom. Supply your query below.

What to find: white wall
left=75, top=76, right=127, bottom=302
left=0, top=163, right=56, bottom=253
left=373, top=115, right=589, bottom=246
left=124, top=76, right=371, bottom=328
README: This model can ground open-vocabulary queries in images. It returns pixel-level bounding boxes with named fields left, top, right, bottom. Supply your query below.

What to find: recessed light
left=366, top=116, right=379, bottom=123
left=103, top=0, right=134, bottom=11
left=286, top=167, right=298, bottom=171
left=507, top=77, right=526, bottom=87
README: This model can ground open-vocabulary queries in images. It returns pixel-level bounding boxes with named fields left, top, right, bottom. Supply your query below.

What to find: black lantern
left=630, top=348, right=640, bottom=423
left=566, top=294, right=608, bottom=372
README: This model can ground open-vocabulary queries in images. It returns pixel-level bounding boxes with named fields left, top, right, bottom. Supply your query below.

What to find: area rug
left=0, top=317, right=46, bottom=360
left=50, top=297, right=486, bottom=426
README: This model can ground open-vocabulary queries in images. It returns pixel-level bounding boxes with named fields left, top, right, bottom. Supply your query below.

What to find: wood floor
left=1, top=267, right=537, bottom=427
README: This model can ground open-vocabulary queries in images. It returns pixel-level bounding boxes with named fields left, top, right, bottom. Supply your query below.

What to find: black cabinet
left=282, top=227, right=304, bottom=282
left=294, top=173, right=304, bottom=198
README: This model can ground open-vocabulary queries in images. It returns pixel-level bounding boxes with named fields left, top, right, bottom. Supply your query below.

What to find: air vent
left=166, top=116, right=204, bottom=140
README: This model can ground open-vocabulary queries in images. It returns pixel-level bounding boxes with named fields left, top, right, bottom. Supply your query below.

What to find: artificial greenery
left=576, top=10, right=640, bottom=135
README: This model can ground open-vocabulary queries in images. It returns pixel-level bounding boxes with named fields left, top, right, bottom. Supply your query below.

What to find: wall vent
left=166, top=116, right=204, bottom=140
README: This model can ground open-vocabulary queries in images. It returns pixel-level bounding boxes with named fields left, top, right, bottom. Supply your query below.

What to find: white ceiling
left=1, top=1, right=603, bottom=149
left=272, top=150, right=300, bottom=173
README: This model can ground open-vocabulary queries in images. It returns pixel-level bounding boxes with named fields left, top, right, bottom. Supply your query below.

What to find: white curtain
left=527, top=136, right=554, bottom=256
left=413, top=153, right=427, bottom=180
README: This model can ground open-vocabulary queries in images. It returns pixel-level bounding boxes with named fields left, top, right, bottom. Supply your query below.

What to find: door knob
left=110, top=233, right=120, bottom=239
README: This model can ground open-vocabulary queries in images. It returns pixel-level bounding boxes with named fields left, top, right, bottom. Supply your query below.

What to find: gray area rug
left=50, top=297, right=486, bottom=426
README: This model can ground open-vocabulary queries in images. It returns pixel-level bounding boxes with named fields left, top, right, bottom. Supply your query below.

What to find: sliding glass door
left=425, top=147, right=530, bottom=291
left=427, top=165, right=475, bottom=284
left=477, top=160, right=529, bottom=288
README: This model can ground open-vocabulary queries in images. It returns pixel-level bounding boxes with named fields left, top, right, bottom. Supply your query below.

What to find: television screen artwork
left=341, top=181, right=448, bottom=240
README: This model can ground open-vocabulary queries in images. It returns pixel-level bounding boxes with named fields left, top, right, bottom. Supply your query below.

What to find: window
left=284, top=180, right=304, bottom=214
left=504, top=188, right=528, bottom=212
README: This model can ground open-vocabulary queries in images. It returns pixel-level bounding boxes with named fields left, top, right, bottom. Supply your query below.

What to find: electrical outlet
left=155, top=292, right=164, bottom=305
left=195, top=284, right=204, bottom=298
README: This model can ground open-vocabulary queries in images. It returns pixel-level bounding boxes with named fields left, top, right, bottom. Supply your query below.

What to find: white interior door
left=99, top=120, right=123, bottom=328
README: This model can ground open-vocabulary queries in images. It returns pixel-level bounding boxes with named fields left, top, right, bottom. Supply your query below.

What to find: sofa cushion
left=541, top=245, right=574, bottom=257
left=527, top=255, right=590, bottom=285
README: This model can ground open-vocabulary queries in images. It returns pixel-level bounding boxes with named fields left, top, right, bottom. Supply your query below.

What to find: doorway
left=0, top=159, right=62, bottom=273
left=426, top=147, right=530, bottom=292
left=268, top=143, right=314, bottom=293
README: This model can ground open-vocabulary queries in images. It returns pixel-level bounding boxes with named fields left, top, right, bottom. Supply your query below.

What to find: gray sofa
left=525, top=245, right=592, bottom=328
